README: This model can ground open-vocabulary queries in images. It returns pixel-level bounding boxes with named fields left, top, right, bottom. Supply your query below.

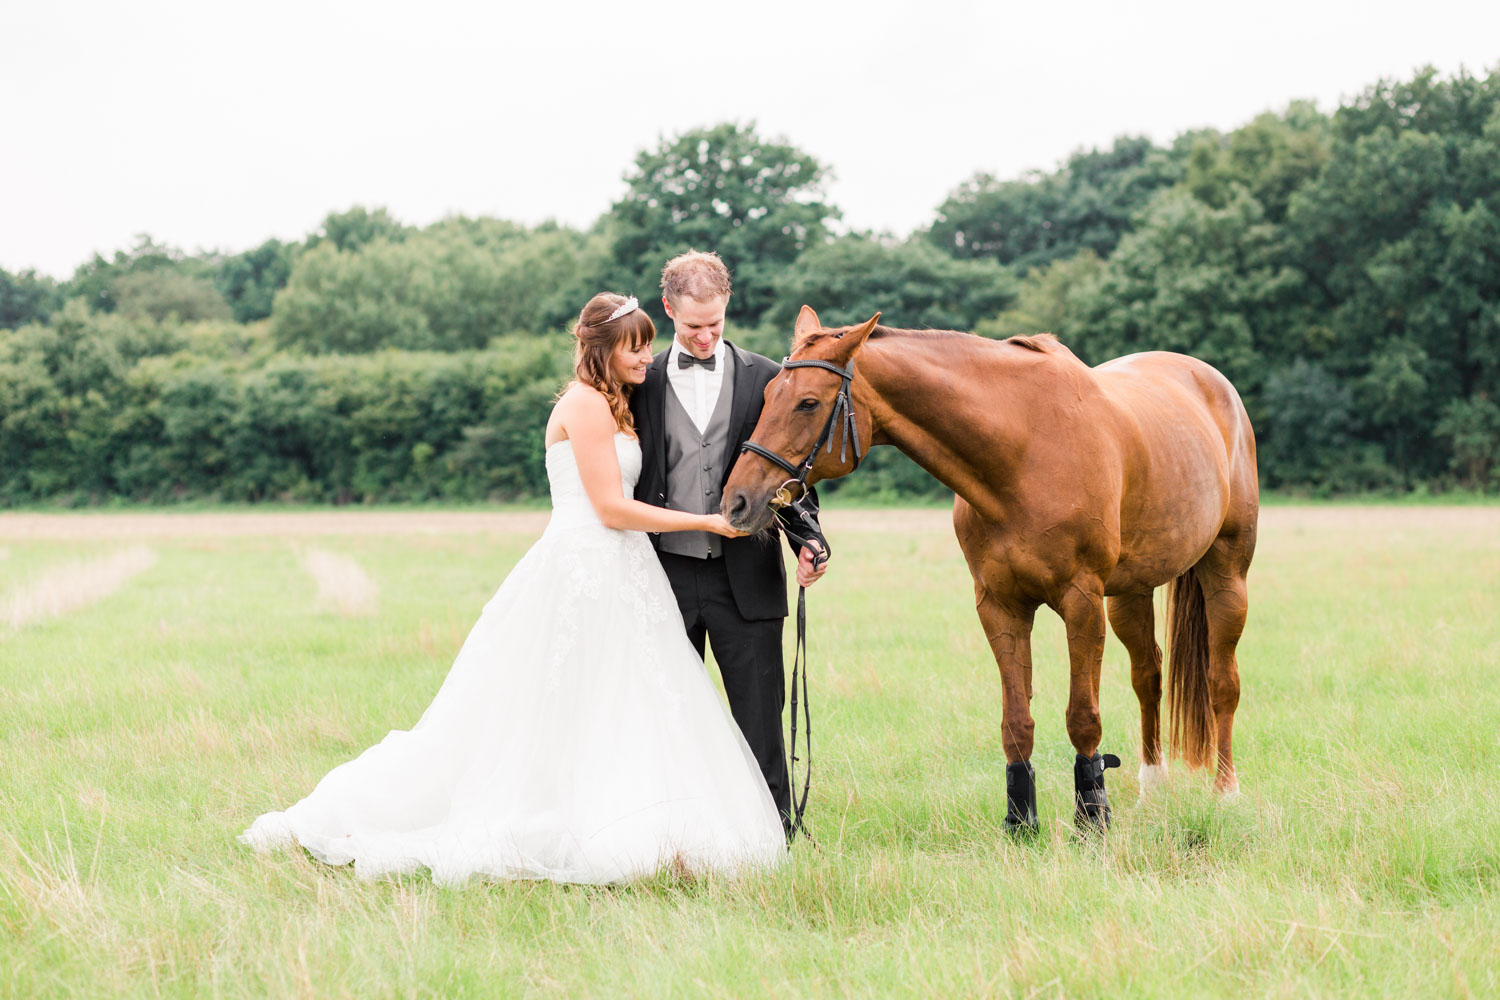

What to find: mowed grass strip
left=2, top=545, right=158, bottom=629
left=299, top=547, right=380, bottom=618
left=0, top=507, right=1497, bottom=997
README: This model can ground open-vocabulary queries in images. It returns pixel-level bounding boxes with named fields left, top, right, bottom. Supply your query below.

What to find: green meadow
left=2, top=506, right=1497, bottom=998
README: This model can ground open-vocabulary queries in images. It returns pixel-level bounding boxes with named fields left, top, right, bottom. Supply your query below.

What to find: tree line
left=2, top=65, right=1498, bottom=504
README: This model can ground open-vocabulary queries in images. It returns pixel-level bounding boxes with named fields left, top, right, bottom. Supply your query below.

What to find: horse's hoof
left=1074, top=752, right=1121, bottom=832
left=1004, top=760, right=1038, bottom=836
left=1137, top=762, right=1169, bottom=800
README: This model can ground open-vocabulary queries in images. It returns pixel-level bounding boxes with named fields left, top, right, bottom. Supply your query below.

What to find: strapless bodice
left=544, top=432, right=641, bottom=530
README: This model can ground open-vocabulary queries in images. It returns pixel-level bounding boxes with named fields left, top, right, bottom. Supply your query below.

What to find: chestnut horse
left=723, top=306, right=1258, bottom=833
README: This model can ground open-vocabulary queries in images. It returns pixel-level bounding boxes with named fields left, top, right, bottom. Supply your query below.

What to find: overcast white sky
left=3, top=0, right=1498, bottom=277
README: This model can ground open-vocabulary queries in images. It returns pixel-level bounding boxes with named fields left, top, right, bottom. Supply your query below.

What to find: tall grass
left=1, top=507, right=1497, bottom=997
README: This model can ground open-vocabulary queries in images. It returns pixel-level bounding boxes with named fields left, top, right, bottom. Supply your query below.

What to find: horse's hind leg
left=1107, top=591, right=1167, bottom=796
left=974, top=590, right=1039, bottom=833
left=1195, top=543, right=1251, bottom=795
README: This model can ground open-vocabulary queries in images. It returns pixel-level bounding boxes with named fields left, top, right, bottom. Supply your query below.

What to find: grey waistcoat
left=659, top=357, right=736, bottom=559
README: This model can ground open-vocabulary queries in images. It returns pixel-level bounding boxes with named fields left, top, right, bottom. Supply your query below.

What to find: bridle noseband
left=740, top=358, right=863, bottom=512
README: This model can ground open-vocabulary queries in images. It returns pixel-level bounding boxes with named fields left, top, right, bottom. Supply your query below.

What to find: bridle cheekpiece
left=740, top=358, right=863, bottom=516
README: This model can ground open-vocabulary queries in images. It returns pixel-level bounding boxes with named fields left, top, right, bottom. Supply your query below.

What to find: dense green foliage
left=929, top=135, right=1183, bottom=272
left=216, top=238, right=295, bottom=323
left=0, top=267, right=60, bottom=329
left=764, top=236, right=1017, bottom=332
left=268, top=220, right=606, bottom=354
left=3, top=67, right=1499, bottom=504
left=0, top=304, right=570, bottom=503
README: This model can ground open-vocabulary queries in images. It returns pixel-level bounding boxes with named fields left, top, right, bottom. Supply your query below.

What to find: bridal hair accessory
left=607, top=296, right=639, bottom=322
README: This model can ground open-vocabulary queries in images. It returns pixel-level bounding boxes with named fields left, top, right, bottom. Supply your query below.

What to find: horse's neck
left=857, top=336, right=1047, bottom=520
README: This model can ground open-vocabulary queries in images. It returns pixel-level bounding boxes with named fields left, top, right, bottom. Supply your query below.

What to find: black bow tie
left=677, top=352, right=716, bottom=371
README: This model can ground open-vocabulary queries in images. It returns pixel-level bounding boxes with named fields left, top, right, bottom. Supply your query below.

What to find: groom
left=630, top=250, right=828, bottom=831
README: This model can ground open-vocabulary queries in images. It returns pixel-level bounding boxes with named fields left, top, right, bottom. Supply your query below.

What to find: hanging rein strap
left=789, top=585, right=812, bottom=841
left=740, top=357, right=862, bottom=843
left=775, top=500, right=830, bottom=842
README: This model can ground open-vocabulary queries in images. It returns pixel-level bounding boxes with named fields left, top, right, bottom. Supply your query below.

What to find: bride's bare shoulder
left=555, top=382, right=609, bottom=414
left=549, top=383, right=614, bottom=444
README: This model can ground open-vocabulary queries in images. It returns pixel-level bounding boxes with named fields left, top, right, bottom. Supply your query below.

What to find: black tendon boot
left=1073, top=752, right=1122, bottom=832
left=1004, top=760, right=1038, bottom=835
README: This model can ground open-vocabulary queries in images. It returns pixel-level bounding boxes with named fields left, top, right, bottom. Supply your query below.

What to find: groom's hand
left=796, top=541, right=829, bottom=588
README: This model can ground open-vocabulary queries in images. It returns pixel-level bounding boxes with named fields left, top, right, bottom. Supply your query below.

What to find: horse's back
left=1096, top=352, right=1255, bottom=463
left=1090, top=352, right=1258, bottom=586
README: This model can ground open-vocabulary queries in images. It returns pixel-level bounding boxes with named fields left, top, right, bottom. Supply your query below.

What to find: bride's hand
left=702, top=514, right=749, bottom=538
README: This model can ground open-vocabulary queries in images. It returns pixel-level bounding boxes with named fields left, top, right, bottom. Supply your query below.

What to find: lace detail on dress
left=623, top=534, right=671, bottom=627
left=541, top=434, right=672, bottom=686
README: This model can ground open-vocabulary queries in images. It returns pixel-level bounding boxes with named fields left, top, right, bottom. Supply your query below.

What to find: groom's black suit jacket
left=631, top=340, right=798, bottom=622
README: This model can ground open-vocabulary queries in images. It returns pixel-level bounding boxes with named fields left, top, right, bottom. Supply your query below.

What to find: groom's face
left=663, top=294, right=727, bottom=360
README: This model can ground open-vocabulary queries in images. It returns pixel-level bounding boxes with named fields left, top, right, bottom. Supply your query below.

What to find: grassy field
left=2, top=506, right=1498, bottom=998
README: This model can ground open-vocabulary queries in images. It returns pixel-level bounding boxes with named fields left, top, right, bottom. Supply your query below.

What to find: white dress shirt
left=665, top=338, right=728, bottom=435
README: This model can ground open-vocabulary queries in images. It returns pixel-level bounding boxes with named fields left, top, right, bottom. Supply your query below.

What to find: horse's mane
left=795, top=323, right=1063, bottom=354
left=867, top=325, right=972, bottom=341
left=798, top=325, right=1068, bottom=355
left=1004, top=333, right=1061, bottom=353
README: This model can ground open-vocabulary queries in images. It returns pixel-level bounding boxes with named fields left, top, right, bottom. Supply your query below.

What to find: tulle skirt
left=240, top=519, right=786, bottom=885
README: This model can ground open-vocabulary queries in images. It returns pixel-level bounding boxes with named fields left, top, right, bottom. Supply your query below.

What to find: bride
left=240, top=292, right=787, bottom=885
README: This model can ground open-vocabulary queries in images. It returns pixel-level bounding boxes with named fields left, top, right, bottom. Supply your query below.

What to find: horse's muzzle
left=722, top=488, right=777, bottom=534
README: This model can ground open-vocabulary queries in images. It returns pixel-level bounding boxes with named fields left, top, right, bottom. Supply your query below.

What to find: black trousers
left=657, top=550, right=790, bottom=828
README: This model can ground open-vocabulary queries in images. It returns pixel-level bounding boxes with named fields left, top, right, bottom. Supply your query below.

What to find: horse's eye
left=795, top=398, right=819, bottom=412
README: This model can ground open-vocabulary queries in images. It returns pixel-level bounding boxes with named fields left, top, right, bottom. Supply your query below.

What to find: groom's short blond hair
left=661, top=250, right=732, bottom=306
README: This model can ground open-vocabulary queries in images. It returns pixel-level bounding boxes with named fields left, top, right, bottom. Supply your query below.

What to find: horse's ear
left=794, top=305, right=821, bottom=339
left=833, top=313, right=880, bottom=355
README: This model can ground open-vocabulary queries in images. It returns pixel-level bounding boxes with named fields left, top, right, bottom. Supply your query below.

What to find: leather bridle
left=739, top=358, right=863, bottom=515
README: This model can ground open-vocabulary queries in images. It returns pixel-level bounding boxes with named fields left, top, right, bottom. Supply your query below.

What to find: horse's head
left=723, top=305, right=880, bottom=533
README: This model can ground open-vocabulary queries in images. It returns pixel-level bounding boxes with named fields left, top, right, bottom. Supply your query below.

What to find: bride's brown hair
left=569, top=292, right=655, bottom=436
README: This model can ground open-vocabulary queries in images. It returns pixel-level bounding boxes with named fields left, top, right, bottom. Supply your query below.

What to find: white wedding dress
left=241, top=432, right=786, bottom=885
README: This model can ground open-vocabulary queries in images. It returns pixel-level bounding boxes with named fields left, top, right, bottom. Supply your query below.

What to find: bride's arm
left=558, top=387, right=743, bottom=537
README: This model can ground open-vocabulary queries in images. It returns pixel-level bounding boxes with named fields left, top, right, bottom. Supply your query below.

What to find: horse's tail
left=1167, top=567, right=1215, bottom=768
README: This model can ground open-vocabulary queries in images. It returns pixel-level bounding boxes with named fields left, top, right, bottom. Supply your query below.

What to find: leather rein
left=738, top=358, right=863, bottom=842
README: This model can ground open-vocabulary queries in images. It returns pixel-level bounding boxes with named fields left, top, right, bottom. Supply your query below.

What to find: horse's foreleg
left=1059, top=582, right=1120, bottom=829
left=1059, top=584, right=1107, bottom=756
left=1107, top=592, right=1167, bottom=796
left=975, top=590, right=1038, bottom=833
